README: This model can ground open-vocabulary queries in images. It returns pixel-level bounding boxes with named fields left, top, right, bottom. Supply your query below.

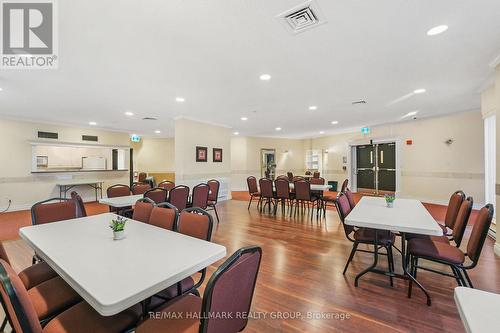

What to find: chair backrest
left=158, top=180, right=175, bottom=192
left=276, top=175, right=288, bottom=180
left=138, top=172, right=147, bottom=183
left=177, top=208, right=214, bottom=241
left=444, top=190, right=466, bottom=229
left=132, top=198, right=155, bottom=223
left=200, top=246, right=262, bottom=333
left=287, top=172, right=293, bottom=181
left=345, top=189, right=356, bottom=209
left=107, top=184, right=131, bottom=198
left=132, top=183, right=152, bottom=195
left=264, top=170, right=270, bottom=179
left=305, top=171, right=312, bottom=175
left=335, top=192, right=355, bottom=236
left=292, top=176, right=304, bottom=182
left=258, top=178, right=274, bottom=199
left=247, top=177, right=258, bottom=195
left=0, top=259, right=42, bottom=333
left=274, top=179, right=290, bottom=199
left=192, top=183, right=210, bottom=209
left=310, top=177, right=325, bottom=185
left=70, top=191, right=87, bottom=217
left=144, top=187, right=168, bottom=204
left=293, top=180, right=311, bottom=201
left=207, top=179, right=220, bottom=203
left=340, top=179, right=349, bottom=193
left=451, top=197, right=473, bottom=247
left=313, top=171, right=320, bottom=178
left=148, top=203, right=179, bottom=231
left=466, top=204, right=494, bottom=264
left=31, top=198, right=78, bottom=225
left=169, top=185, right=190, bottom=211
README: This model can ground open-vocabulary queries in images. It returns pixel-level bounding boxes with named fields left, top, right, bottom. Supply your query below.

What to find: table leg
left=400, top=232, right=431, bottom=306
left=354, top=229, right=379, bottom=287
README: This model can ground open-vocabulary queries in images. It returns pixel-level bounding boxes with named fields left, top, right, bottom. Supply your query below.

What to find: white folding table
left=57, top=179, right=104, bottom=201
left=454, top=287, right=500, bottom=333
left=99, top=194, right=144, bottom=208
left=19, top=213, right=226, bottom=316
left=345, top=196, right=442, bottom=305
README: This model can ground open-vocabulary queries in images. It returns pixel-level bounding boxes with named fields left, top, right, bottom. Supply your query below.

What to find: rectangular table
left=345, top=196, right=442, bottom=305
left=454, top=287, right=500, bottom=333
left=99, top=194, right=144, bottom=208
left=19, top=213, right=227, bottom=316
left=57, top=179, right=104, bottom=201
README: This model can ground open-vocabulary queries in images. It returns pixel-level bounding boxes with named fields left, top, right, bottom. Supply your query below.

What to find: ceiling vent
left=276, top=1, right=326, bottom=34
left=352, top=100, right=367, bottom=105
left=142, top=117, right=157, bottom=121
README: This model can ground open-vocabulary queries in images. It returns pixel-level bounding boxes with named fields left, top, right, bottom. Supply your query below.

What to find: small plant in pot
left=384, top=194, right=395, bottom=208
left=109, top=216, right=127, bottom=240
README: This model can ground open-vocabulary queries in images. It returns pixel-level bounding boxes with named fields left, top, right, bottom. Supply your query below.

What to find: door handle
left=380, top=150, right=384, bottom=164
left=370, top=151, right=373, bottom=164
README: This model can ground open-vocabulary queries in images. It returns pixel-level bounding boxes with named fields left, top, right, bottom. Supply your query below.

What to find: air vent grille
left=38, top=131, right=58, bottom=139
left=142, top=117, right=157, bottom=121
left=352, top=100, right=367, bottom=105
left=82, top=135, right=98, bottom=142
left=277, top=1, right=326, bottom=34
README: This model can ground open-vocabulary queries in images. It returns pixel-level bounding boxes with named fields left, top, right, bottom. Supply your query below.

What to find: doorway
left=261, top=149, right=276, bottom=179
left=355, top=142, right=396, bottom=195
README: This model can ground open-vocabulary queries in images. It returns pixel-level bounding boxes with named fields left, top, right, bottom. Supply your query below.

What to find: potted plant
left=109, top=216, right=127, bottom=240
left=384, top=194, right=395, bottom=208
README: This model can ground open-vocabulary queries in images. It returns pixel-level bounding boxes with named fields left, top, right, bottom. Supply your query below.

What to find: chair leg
left=0, top=317, right=7, bottom=332
left=461, top=269, right=474, bottom=288
left=247, top=196, right=253, bottom=210
left=212, top=205, right=220, bottom=223
left=343, top=242, right=359, bottom=275
left=408, top=255, right=416, bottom=298
left=387, top=246, right=394, bottom=287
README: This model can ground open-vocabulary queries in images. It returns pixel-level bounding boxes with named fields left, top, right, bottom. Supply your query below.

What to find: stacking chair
left=345, top=188, right=356, bottom=209
left=313, top=171, right=320, bottom=178
left=274, top=178, right=291, bottom=215
left=148, top=203, right=179, bottom=231
left=132, top=182, right=152, bottom=195
left=144, top=187, right=168, bottom=204
left=132, top=198, right=155, bottom=223
left=287, top=172, right=294, bottom=181
left=136, top=246, right=262, bottom=333
left=206, top=179, right=220, bottom=223
left=293, top=180, right=320, bottom=217
left=158, top=180, right=175, bottom=192
left=106, top=184, right=132, bottom=214
left=0, top=259, right=140, bottom=333
left=340, top=179, right=349, bottom=193
left=258, top=178, right=276, bottom=213
left=246, top=176, right=261, bottom=209
left=70, top=191, right=87, bottom=217
left=138, top=172, right=148, bottom=183
left=408, top=204, right=494, bottom=297
left=335, top=193, right=395, bottom=285
left=438, top=190, right=466, bottom=236
left=155, top=208, right=214, bottom=300
left=190, top=183, right=210, bottom=209
left=305, top=171, right=312, bottom=176
left=169, top=185, right=190, bottom=211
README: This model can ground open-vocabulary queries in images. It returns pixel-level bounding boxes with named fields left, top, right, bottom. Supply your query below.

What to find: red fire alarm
left=406, top=139, right=413, bottom=145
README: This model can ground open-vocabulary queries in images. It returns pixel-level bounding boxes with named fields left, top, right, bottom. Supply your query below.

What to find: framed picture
left=196, top=146, right=208, bottom=162
left=213, top=148, right=223, bottom=162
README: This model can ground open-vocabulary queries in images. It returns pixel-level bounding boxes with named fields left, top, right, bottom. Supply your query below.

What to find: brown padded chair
left=293, top=180, right=321, bottom=217
left=287, top=172, right=294, bottom=181
left=335, top=193, right=395, bottom=285
left=274, top=178, right=291, bottom=215
left=132, top=183, right=152, bottom=195
left=206, top=179, right=220, bottom=223
left=138, top=172, right=147, bottom=183
left=70, top=191, right=87, bottom=217
left=106, top=184, right=132, bottom=214
left=155, top=208, right=214, bottom=301
left=408, top=204, right=494, bottom=295
left=0, top=259, right=141, bottom=333
left=132, top=198, right=155, bottom=223
left=158, top=180, right=175, bottom=192
left=439, top=190, right=466, bottom=236
left=340, top=179, right=349, bottom=193
left=246, top=176, right=261, bottom=210
left=258, top=178, right=276, bottom=213
left=190, top=183, right=210, bottom=210
left=144, top=187, right=168, bottom=204
left=148, top=203, right=179, bottom=231
left=169, top=185, right=190, bottom=211
left=31, top=198, right=79, bottom=226
left=345, top=188, right=356, bottom=209
left=136, top=246, right=262, bottom=333
left=313, top=171, right=320, bottom=178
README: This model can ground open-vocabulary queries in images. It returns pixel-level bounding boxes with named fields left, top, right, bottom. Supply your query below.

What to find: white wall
left=0, top=118, right=130, bottom=211
left=131, top=138, right=175, bottom=173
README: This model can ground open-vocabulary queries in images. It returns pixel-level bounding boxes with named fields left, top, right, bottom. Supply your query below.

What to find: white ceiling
left=1, top=0, right=499, bottom=138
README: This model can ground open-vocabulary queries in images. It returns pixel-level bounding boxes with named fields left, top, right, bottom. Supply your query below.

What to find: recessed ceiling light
left=124, top=111, right=134, bottom=116
left=259, top=74, right=271, bottom=81
left=427, top=25, right=448, bottom=36
left=240, top=117, right=248, bottom=121
left=233, top=131, right=239, bottom=135
left=0, top=88, right=3, bottom=91
left=407, top=111, right=418, bottom=116
left=154, top=130, right=161, bottom=134
left=331, top=121, right=339, bottom=125
left=89, top=121, right=97, bottom=126
left=319, top=131, right=325, bottom=134
left=175, top=97, right=185, bottom=102
left=413, top=88, right=426, bottom=94
left=309, top=106, right=317, bottom=111
left=275, top=127, right=282, bottom=131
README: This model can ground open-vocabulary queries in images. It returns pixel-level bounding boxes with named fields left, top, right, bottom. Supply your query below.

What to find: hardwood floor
left=1, top=198, right=499, bottom=332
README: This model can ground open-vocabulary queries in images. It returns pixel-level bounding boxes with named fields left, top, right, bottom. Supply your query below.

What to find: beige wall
left=230, top=136, right=306, bottom=190
left=0, top=118, right=130, bottom=211
left=494, top=65, right=500, bottom=255
left=131, top=138, right=175, bottom=173
left=174, top=118, right=231, bottom=199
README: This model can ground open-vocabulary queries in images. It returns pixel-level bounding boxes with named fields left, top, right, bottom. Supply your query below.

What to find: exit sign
left=361, top=127, right=370, bottom=134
